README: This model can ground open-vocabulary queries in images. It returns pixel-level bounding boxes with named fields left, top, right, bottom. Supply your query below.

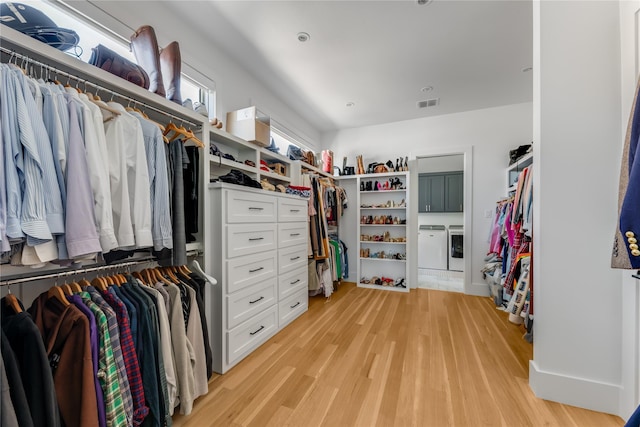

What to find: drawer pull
left=290, top=302, right=301, bottom=309
left=290, top=233, right=301, bottom=237
left=248, top=237, right=264, bottom=241
left=249, top=325, right=265, bottom=336
left=249, top=296, right=264, bottom=304
left=290, top=256, right=300, bottom=261
left=249, top=267, right=264, bottom=273
left=290, top=279, right=301, bottom=285
left=290, top=209, right=300, bottom=212
left=248, top=207, right=264, bottom=211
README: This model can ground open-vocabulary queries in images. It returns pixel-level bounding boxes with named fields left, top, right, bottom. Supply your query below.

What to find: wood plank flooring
left=172, top=283, right=624, bottom=427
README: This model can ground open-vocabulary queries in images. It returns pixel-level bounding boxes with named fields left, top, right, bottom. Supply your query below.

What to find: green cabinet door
left=445, top=173, right=464, bottom=212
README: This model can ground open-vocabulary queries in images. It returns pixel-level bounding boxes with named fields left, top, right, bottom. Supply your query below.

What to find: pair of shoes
left=260, top=179, right=275, bottom=191
left=182, top=99, right=209, bottom=117
left=395, top=278, right=406, bottom=288
left=218, top=169, right=261, bottom=189
left=130, top=25, right=182, bottom=103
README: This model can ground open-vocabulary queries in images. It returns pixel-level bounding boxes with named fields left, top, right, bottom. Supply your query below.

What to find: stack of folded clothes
left=286, top=185, right=311, bottom=198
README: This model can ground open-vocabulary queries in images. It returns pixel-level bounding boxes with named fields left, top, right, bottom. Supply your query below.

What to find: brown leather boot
left=130, top=25, right=166, bottom=97
left=160, top=41, right=182, bottom=104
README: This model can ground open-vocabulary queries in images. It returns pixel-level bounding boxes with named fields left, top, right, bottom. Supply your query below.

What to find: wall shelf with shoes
left=356, top=171, right=410, bottom=292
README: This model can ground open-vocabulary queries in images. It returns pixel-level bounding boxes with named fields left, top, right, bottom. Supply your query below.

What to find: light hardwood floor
left=173, top=283, right=624, bottom=427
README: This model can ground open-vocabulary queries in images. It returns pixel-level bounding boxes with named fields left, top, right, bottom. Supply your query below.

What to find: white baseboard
left=529, top=360, right=621, bottom=415
left=466, top=281, right=490, bottom=296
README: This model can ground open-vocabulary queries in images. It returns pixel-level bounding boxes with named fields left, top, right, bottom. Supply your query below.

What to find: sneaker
left=193, top=101, right=208, bottom=117
left=182, top=98, right=193, bottom=110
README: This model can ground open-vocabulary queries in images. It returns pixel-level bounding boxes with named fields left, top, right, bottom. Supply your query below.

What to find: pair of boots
left=130, top=25, right=181, bottom=104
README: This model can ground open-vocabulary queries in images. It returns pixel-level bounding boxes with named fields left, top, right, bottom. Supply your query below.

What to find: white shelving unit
left=507, top=152, right=533, bottom=192
left=356, top=171, right=410, bottom=292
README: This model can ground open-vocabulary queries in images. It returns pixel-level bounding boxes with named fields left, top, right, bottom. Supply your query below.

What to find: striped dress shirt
left=132, top=112, right=173, bottom=251
left=79, top=292, right=127, bottom=427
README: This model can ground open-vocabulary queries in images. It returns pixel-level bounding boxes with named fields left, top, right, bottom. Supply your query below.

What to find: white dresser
left=208, top=183, right=309, bottom=374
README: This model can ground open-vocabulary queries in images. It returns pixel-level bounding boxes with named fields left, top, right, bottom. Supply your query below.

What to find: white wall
left=65, top=1, right=322, bottom=150
left=417, top=154, right=464, bottom=174
left=617, top=0, right=640, bottom=420
left=529, top=0, right=623, bottom=416
left=322, top=102, right=533, bottom=294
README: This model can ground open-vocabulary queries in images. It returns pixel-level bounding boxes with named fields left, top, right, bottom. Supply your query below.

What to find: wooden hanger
left=4, top=291, right=22, bottom=313
left=183, top=128, right=205, bottom=148
left=79, top=279, right=92, bottom=289
left=70, top=282, right=83, bottom=294
left=60, top=283, right=73, bottom=296
left=91, top=277, right=108, bottom=292
left=132, top=271, right=146, bottom=284
left=47, top=286, right=70, bottom=306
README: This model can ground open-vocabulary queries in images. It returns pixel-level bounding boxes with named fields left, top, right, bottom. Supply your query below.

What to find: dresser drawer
left=278, top=244, right=308, bottom=274
left=226, top=190, right=277, bottom=223
left=227, top=224, right=277, bottom=258
left=227, top=278, right=277, bottom=329
left=278, top=222, right=308, bottom=248
left=278, top=198, right=308, bottom=222
left=278, top=266, right=308, bottom=300
left=227, top=251, right=277, bottom=293
left=227, top=305, right=278, bottom=366
left=278, top=288, right=308, bottom=329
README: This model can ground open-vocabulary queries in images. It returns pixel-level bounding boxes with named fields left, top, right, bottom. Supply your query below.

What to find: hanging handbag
left=88, top=44, right=150, bottom=89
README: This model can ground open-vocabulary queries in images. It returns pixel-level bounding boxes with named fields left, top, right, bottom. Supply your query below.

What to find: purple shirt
left=69, top=294, right=106, bottom=427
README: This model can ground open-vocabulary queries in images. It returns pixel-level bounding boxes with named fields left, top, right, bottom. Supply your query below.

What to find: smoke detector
left=417, top=98, right=440, bottom=108
left=297, top=32, right=310, bottom=42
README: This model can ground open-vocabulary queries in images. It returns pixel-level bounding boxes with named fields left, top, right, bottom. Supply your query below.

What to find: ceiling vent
left=417, top=98, right=439, bottom=108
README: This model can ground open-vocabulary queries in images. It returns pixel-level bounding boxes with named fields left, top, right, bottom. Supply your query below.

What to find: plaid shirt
left=101, top=288, right=150, bottom=426
left=87, top=287, right=134, bottom=425
left=79, top=293, right=127, bottom=427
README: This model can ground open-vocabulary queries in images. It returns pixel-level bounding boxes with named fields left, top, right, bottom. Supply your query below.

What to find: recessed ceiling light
left=346, top=102, right=355, bottom=107
left=297, top=32, right=310, bottom=42
left=421, top=86, right=433, bottom=92
left=417, top=0, right=434, bottom=5
left=521, top=66, right=533, bottom=73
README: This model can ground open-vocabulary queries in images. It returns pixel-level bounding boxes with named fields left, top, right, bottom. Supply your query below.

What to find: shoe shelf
left=360, top=241, right=406, bottom=245
left=358, top=283, right=407, bottom=293
left=357, top=171, right=410, bottom=292
left=360, top=207, right=406, bottom=210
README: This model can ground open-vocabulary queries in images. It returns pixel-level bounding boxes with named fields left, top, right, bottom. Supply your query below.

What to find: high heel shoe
left=360, top=181, right=365, bottom=191
left=395, top=278, right=406, bottom=288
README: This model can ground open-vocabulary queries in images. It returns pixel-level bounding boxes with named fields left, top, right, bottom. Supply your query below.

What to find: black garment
left=0, top=306, right=59, bottom=427
left=169, top=139, right=187, bottom=266
left=184, top=273, right=213, bottom=379
left=184, top=146, right=199, bottom=243
left=1, top=331, right=34, bottom=427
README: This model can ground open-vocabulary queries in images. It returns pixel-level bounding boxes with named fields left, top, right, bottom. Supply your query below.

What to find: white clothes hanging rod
left=0, top=249, right=202, bottom=287
left=0, top=46, right=201, bottom=129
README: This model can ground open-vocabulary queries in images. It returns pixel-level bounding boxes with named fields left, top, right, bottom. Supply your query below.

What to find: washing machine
left=448, top=225, right=464, bottom=271
left=418, top=225, right=448, bottom=270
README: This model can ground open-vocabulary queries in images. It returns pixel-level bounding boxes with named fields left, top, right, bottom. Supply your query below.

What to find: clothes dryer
left=418, top=225, right=448, bottom=270
left=448, top=225, right=464, bottom=271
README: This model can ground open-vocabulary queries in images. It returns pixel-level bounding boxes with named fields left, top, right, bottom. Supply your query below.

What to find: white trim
left=529, top=361, right=621, bottom=416
left=410, top=145, right=473, bottom=294
left=468, top=282, right=490, bottom=297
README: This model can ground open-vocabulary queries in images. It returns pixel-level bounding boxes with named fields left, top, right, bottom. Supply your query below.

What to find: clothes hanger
left=47, top=285, right=70, bottom=306
left=183, top=128, right=205, bottom=148
left=70, top=282, right=83, bottom=293
left=4, top=287, right=22, bottom=313
left=91, top=277, right=108, bottom=292
left=79, top=278, right=92, bottom=289
left=191, top=260, right=217, bottom=285
left=60, top=282, right=73, bottom=296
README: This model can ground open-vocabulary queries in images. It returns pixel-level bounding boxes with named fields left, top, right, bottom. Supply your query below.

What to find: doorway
left=410, top=147, right=473, bottom=294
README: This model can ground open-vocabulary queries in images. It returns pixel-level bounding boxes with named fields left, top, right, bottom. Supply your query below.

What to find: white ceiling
left=172, top=0, right=533, bottom=133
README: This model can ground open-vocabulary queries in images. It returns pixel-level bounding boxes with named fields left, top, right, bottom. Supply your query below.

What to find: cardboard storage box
left=226, top=106, right=270, bottom=147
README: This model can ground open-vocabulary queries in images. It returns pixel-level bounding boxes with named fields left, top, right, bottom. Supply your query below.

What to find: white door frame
left=410, top=145, right=473, bottom=294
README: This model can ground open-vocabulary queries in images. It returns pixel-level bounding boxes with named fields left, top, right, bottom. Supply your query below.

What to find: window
left=19, top=0, right=214, bottom=117
left=271, top=121, right=314, bottom=159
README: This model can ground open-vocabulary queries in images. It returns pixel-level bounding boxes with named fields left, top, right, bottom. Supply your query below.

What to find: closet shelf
left=359, top=224, right=406, bottom=227
left=297, top=161, right=335, bottom=179
left=359, top=207, right=406, bottom=210
left=358, top=283, right=408, bottom=293
left=360, top=258, right=406, bottom=263
left=1, top=25, right=203, bottom=126
left=360, top=189, right=406, bottom=193
left=360, top=241, right=406, bottom=245
left=261, top=170, right=292, bottom=183
left=209, top=156, right=258, bottom=174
